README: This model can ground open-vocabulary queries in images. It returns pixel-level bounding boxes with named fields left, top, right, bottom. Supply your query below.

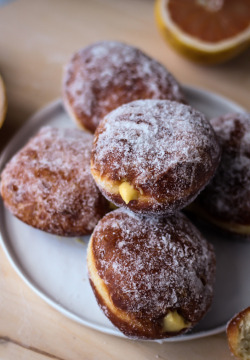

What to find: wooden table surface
left=0, top=0, right=249, bottom=359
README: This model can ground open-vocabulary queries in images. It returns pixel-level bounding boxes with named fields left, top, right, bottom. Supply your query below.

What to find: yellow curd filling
left=163, top=311, right=190, bottom=333
left=119, top=182, right=139, bottom=204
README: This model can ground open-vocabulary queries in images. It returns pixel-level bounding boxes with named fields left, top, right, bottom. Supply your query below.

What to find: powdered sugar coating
left=91, top=208, right=215, bottom=325
left=63, top=41, right=186, bottom=132
left=0, top=127, right=109, bottom=236
left=91, top=99, right=221, bottom=214
left=197, top=113, right=250, bottom=225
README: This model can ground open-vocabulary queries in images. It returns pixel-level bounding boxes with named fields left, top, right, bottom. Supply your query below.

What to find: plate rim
left=0, top=85, right=246, bottom=342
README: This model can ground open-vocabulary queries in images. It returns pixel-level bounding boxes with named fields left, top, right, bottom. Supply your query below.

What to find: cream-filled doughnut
left=91, top=99, right=221, bottom=215
left=87, top=208, right=216, bottom=339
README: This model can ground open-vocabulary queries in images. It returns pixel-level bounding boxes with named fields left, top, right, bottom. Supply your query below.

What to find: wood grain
left=0, top=245, right=233, bottom=360
left=0, top=0, right=249, bottom=358
left=0, top=336, right=65, bottom=360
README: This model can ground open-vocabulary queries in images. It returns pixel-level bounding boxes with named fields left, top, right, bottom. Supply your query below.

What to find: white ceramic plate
left=0, top=86, right=249, bottom=342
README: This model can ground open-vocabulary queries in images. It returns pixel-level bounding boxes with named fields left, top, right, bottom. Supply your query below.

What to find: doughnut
left=193, top=113, right=250, bottom=236
left=87, top=208, right=216, bottom=339
left=0, top=127, right=109, bottom=236
left=0, top=73, right=7, bottom=129
left=62, top=41, right=186, bottom=133
left=91, top=99, right=221, bottom=215
left=227, top=307, right=250, bottom=360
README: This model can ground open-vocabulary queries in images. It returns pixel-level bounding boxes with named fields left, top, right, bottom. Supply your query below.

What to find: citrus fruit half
left=0, top=74, right=7, bottom=128
left=155, top=0, right=250, bottom=64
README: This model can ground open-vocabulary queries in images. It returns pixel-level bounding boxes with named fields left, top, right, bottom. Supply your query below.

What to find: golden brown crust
left=88, top=208, right=216, bottom=339
left=89, top=277, right=168, bottom=339
left=227, top=307, right=250, bottom=360
left=0, top=127, right=109, bottom=236
left=186, top=203, right=250, bottom=239
left=62, top=41, right=186, bottom=133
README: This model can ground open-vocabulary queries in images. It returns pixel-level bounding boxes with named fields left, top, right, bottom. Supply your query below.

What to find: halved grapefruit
left=155, top=0, right=250, bottom=64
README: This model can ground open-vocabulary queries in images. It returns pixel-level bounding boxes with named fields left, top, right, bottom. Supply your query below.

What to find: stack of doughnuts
left=4, top=40, right=247, bottom=340
left=87, top=91, right=219, bottom=338
left=64, top=41, right=219, bottom=339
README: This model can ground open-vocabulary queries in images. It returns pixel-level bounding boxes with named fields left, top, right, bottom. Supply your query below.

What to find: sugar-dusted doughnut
left=0, top=127, right=109, bottom=236
left=227, top=307, right=250, bottom=360
left=91, top=99, right=221, bottom=215
left=87, top=208, right=216, bottom=339
left=194, top=113, right=250, bottom=236
left=62, top=41, right=186, bottom=133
